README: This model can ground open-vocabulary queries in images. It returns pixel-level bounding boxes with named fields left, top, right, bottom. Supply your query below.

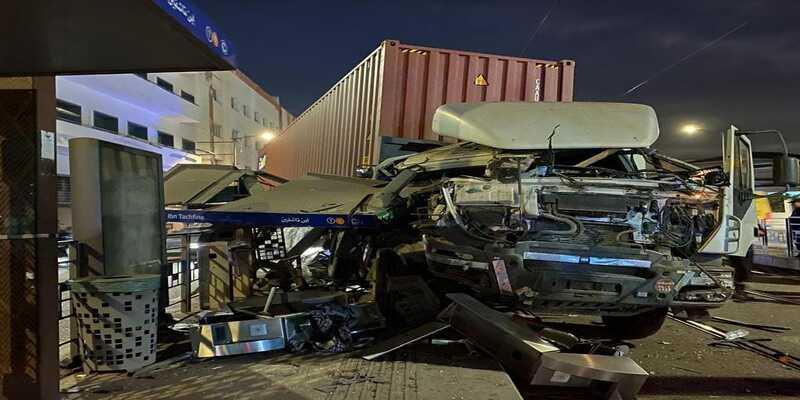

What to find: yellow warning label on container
left=474, top=74, right=488, bottom=86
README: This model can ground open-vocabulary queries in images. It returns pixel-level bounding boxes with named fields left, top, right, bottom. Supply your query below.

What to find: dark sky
left=194, top=0, right=799, bottom=160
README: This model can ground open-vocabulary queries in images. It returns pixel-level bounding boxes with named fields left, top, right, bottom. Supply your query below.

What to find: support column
left=0, top=76, right=58, bottom=400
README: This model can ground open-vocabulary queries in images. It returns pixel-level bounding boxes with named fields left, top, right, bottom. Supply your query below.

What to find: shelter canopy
left=1, top=0, right=236, bottom=75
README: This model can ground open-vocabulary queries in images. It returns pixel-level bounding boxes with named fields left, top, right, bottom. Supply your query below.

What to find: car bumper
left=423, top=235, right=734, bottom=316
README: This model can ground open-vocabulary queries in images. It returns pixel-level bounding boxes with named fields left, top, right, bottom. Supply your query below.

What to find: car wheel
left=602, top=308, right=668, bottom=339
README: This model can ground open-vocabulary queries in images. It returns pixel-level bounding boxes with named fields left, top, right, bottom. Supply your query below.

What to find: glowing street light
left=680, top=124, right=701, bottom=135
left=260, top=130, right=276, bottom=142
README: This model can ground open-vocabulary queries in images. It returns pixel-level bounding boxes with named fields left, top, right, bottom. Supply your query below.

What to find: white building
left=55, top=70, right=292, bottom=231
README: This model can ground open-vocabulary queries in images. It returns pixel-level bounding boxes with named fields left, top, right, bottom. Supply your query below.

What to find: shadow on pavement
left=640, top=376, right=800, bottom=397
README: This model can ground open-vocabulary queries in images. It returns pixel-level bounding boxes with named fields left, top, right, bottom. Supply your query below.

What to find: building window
left=230, top=97, right=238, bottom=111
left=242, top=104, right=250, bottom=117
left=93, top=111, right=118, bottom=133
left=254, top=111, right=260, bottom=122
left=232, top=129, right=240, bottom=139
left=156, top=77, right=174, bottom=93
left=211, top=124, right=222, bottom=137
left=127, top=122, right=148, bottom=140
left=180, top=90, right=195, bottom=104
left=158, top=131, right=174, bottom=147
left=56, top=99, right=82, bottom=124
left=262, top=117, right=267, bottom=127
left=210, top=86, right=218, bottom=102
left=182, top=139, right=196, bottom=153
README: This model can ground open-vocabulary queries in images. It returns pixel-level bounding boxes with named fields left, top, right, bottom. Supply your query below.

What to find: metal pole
left=208, top=80, right=216, bottom=165
left=180, top=234, right=191, bottom=313
left=197, top=246, right=210, bottom=310
left=69, top=242, right=80, bottom=362
left=789, top=218, right=793, bottom=257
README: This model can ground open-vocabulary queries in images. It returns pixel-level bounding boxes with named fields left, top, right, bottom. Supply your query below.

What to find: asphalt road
left=634, top=276, right=800, bottom=400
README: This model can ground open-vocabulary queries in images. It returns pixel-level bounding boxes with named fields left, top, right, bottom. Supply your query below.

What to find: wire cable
left=620, top=21, right=748, bottom=97
left=518, top=0, right=559, bottom=56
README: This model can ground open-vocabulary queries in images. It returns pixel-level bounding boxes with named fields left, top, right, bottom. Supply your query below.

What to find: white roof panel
left=432, top=102, right=659, bottom=150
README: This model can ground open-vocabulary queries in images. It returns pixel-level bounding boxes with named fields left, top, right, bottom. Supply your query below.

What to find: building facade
left=55, top=70, right=291, bottom=231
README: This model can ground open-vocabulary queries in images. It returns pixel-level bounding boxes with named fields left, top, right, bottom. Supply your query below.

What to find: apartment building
left=55, top=70, right=292, bottom=231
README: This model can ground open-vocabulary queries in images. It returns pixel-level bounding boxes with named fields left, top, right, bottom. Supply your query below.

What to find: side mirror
left=704, top=170, right=729, bottom=186
left=354, top=165, right=374, bottom=179
left=773, top=156, right=800, bottom=186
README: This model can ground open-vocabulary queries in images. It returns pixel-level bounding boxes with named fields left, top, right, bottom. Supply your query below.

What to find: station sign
left=166, top=209, right=380, bottom=228
left=151, top=0, right=236, bottom=65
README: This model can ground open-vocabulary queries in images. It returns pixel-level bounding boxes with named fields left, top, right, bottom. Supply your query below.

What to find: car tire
left=602, top=307, right=668, bottom=339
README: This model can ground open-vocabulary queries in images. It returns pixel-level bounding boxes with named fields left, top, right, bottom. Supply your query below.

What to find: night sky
left=194, top=0, right=799, bottom=160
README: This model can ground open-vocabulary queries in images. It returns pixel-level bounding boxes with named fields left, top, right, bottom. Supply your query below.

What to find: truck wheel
left=729, top=247, right=754, bottom=283
left=602, top=308, right=668, bottom=339
left=372, top=249, right=406, bottom=316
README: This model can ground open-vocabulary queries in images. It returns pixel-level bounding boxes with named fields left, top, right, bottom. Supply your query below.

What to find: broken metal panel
left=163, top=164, right=243, bottom=207
left=361, top=321, right=450, bottom=361
left=189, top=171, right=251, bottom=207
left=443, top=293, right=559, bottom=383
left=165, top=173, right=386, bottom=227
left=444, top=293, right=648, bottom=400
left=532, top=353, right=648, bottom=400
left=214, top=174, right=386, bottom=214
left=190, top=314, right=289, bottom=358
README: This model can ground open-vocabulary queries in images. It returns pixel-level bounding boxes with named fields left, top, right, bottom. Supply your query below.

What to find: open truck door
left=699, top=125, right=756, bottom=257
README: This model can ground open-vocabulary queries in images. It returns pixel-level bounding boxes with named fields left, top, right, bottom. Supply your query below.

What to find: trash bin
left=69, top=274, right=160, bottom=371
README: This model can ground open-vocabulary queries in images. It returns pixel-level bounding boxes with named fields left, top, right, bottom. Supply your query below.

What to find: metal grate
left=0, top=90, right=39, bottom=380
left=56, top=176, right=71, bottom=206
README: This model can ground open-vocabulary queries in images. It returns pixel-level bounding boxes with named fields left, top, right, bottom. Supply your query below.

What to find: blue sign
left=166, top=209, right=380, bottom=229
left=151, top=0, right=236, bottom=65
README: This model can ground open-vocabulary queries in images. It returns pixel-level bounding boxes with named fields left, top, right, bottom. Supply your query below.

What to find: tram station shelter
left=0, top=1, right=236, bottom=398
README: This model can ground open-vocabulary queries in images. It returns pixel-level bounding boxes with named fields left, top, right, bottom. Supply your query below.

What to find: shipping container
left=263, top=40, right=575, bottom=180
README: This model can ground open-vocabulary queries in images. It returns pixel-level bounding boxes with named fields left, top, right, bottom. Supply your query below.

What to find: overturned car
left=168, top=102, right=763, bottom=339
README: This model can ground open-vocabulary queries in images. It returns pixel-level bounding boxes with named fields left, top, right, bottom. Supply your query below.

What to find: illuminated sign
left=152, top=0, right=235, bottom=62
left=165, top=210, right=380, bottom=228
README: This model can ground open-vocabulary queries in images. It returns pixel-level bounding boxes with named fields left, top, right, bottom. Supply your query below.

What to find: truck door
left=699, top=125, right=756, bottom=256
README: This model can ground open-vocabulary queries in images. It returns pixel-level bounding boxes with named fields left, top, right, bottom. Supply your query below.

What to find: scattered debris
left=362, top=321, right=450, bottom=361
left=443, top=293, right=648, bottom=400
left=744, top=289, right=800, bottom=306
left=668, top=313, right=800, bottom=371
left=671, top=366, right=702, bottom=375
left=711, top=316, right=790, bottom=333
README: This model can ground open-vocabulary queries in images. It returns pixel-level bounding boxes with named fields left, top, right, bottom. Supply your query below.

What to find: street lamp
left=194, top=129, right=278, bottom=167
left=680, top=123, right=701, bottom=135
left=260, top=130, right=276, bottom=142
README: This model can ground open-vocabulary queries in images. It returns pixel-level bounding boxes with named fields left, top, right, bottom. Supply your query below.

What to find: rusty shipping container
left=263, top=40, right=575, bottom=180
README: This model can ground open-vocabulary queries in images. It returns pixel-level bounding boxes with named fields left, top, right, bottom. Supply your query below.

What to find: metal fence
left=57, top=240, right=77, bottom=364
